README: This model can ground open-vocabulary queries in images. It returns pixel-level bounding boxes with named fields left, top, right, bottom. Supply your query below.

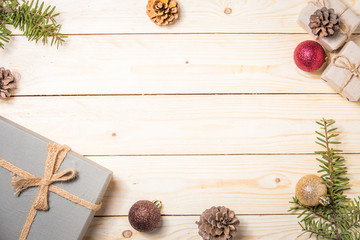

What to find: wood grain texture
left=85, top=215, right=315, bottom=240
left=91, top=154, right=360, bottom=216
left=0, top=95, right=359, bottom=155
left=3, top=34, right=360, bottom=95
left=9, top=0, right=360, bottom=34
left=2, top=0, right=360, bottom=238
left=0, top=34, right=321, bottom=94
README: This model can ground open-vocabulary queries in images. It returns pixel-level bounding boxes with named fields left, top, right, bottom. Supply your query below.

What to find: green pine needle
left=0, top=0, right=65, bottom=49
left=289, top=118, right=360, bottom=240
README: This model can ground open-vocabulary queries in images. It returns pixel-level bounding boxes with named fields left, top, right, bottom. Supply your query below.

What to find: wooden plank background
left=1, top=0, right=360, bottom=239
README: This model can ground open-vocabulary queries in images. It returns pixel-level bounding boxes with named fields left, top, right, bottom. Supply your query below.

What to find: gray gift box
left=298, top=0, right=360, bottom=52
left=0, top=116, right=112, bottom=240
left=321, top=41, right=360, bottom=102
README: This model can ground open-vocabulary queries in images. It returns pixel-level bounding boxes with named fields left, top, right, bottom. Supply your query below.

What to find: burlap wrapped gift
left=0, top=116, right=112, bottom=240
left=298, top=0, right=360, bottom=52
left=321, top=41, right=360, bottom=102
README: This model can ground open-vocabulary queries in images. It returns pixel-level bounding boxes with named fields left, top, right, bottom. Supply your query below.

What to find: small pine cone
left=196, top=206, right=240, bottom=240
left=309, top=7, right=340, bottom=38
left=146, top=0, right=179, bottom=26
left=0, top=67, right=16, bottom=99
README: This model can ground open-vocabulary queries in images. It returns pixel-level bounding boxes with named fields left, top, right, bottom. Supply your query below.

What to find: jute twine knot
left=0, top=143, right=102, bottom=240
left=332, top=55, right=360, bottom=92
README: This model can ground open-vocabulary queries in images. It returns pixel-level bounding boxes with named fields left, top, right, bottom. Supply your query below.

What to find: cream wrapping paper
left=321, top=41, right=360, bottom=102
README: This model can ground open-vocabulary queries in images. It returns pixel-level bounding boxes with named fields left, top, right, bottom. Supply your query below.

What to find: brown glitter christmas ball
left=295, top=174, right=327, bottom=206
left=128, top=200, right=161, bottom=232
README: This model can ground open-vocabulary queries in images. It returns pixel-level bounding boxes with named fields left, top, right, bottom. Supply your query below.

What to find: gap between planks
left=84, top=152, right=360, bottom=157
left=9, top=33, right=360, bottom=36
left=93, top=213, right=307, bottom=218
left=11, top=93, right=338, bottom=98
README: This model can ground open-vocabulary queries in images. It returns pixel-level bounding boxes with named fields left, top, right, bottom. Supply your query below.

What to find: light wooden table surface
left=1, top=0, right=360, bottom=239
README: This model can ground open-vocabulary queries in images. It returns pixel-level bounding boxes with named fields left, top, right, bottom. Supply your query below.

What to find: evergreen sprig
left=0, top=0, right=65, bottom=49
left=289, top=119, right=360, bottom=240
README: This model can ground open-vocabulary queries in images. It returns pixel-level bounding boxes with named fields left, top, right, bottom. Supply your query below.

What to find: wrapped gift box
left=0, top=116, right=112, bottom=240
left=298, top=0, right=360, bottom=52
left=321, top=41, right=360, bottom=102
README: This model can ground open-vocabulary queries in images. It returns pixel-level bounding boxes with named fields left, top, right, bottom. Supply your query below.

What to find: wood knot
left=112, top=132, right=117, bottom=137
left=122, top=230, right=133, bottom=238
left=224, top=7, right=232, bottom=15
left=275, top=178, right=281, bottom=183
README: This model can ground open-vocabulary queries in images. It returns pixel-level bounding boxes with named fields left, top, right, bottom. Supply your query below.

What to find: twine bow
left=332, top=55, right=360, bottom=93
left=0, top=143, right=101, bottom=240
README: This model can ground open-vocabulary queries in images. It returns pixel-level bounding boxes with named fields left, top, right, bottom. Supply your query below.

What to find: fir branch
left=0, top=0, right=65, bottom=49
left=289, top=119, right=359, bottom=239
left=0, top=23, right=11, bottom=48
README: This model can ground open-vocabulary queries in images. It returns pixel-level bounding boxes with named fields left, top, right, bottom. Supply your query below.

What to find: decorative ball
left=128, top=200, right=161, bottom=232
left=295, top=174, right=327, bottom=206
left=293, top=40, right=326, bottom=72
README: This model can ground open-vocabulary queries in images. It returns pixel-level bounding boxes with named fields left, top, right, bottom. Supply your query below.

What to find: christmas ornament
left=309, top=7, right=340, bottom=38
left=196, top=206, right=240, bottom=240
left=295, top=174, right=328, bottom=206
left=294, top=40, right=326, bottom=72
left=146, top=0, right=179, bottom=26
left=0, top=67, right=16, bottom=99
left=128, top=200, right=162, bottom=232
left=290, top=119, right=360, bottom=238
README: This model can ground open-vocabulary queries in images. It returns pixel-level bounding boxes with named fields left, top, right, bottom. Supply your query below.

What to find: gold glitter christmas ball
left=295, top=174, right=327, bottom=206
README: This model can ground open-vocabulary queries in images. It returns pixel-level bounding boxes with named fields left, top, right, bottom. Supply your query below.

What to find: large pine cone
left=196, top=206, right=240, bottom=240
left=146, top=0, right=179, bottom=26
left=309, top=7, right=340, bottom=38
left=0, top=67, right=16, bottom=99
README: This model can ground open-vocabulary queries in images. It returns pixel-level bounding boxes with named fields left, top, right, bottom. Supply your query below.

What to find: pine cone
left=0, top=67, right=16, bottom=99
left=196, top=206, right=240, bottom=240
left=146, top=0, right=179, bottom=26
left=309, top=7, right=340, bottom=38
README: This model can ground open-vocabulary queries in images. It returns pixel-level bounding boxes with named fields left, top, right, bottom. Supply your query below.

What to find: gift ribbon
left=310, top=0, right=326, bottom=8
left=309, top=0, right=350, bottom=41
left=0, top=143, right=102, bottom=240
left=332, top=55, right=360, bottom=93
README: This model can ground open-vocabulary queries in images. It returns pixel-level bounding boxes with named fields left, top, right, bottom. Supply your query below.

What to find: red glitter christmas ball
left=293, top=40, right=326, bottom=72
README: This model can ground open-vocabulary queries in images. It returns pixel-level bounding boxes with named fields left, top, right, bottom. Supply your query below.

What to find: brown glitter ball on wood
left=128, top=200, right=161, bottom=232
left=295, top=174, right=327, bottom=206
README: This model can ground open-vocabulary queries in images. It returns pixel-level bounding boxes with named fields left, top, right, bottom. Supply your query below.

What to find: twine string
left=332, top=55, right=360, bottom=93
left=309, top=0, right=327, bottom=8
left=0, top=143, right=101, bottom=240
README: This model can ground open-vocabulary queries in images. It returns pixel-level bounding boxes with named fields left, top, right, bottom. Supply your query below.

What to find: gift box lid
left=0, top=116, right=112, bottom=240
